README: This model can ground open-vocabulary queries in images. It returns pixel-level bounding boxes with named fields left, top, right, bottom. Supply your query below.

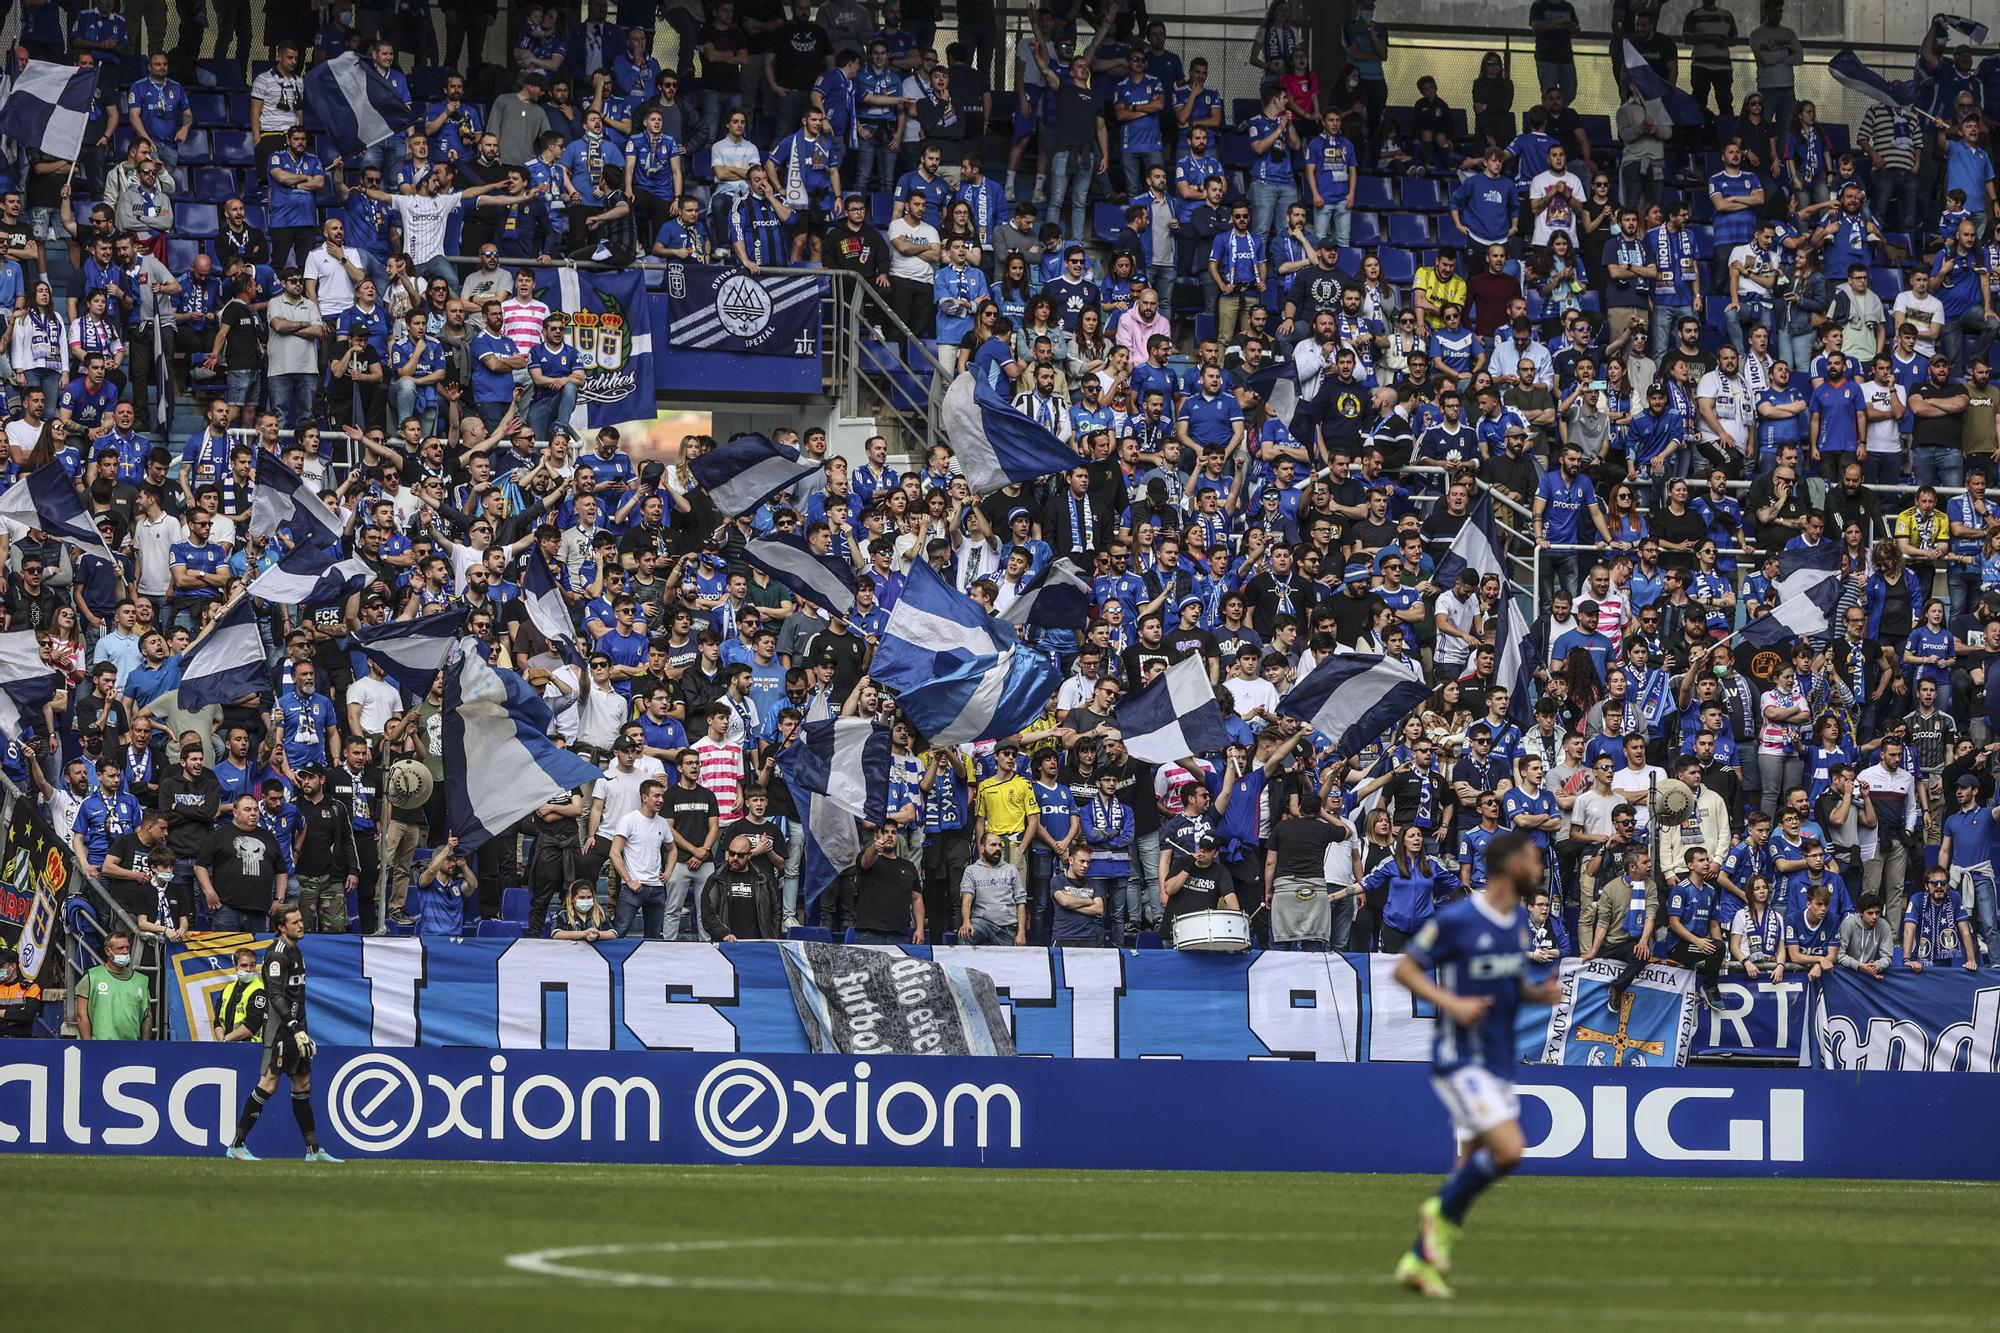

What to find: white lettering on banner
left=1246, top=951, right=1361, bottom=1060
left=691, top=1058, right=1023, bottom=1159
left=932, top=945, right=1053, bottom=1036
left=1814, top=987, right=2000, bottom=1072
left=1059, top=947, right=1124, bottom=1059
left=0, top=1048, right=234, bottom=1149
left=496, top=941, right=613, bottom=1048
left=621, top=942, right=740, bottom=1051
left=1365, top=953, right=1435, bottom=1063
left=325, top=1052, right=662, bottom=1152
left=1519, top=1085, right=1806, bottom=1162
left=1705, top=979, right=1804, bottom=1051
left=361, top=936, right=425, bottom=1046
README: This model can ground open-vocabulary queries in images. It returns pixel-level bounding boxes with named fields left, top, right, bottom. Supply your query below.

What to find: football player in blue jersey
left=1392, top=830, right=1561, bottom=1299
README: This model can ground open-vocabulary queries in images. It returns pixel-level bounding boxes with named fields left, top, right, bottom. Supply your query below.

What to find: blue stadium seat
left=1353, top=176, right=1396, bottom=211
left=1449, top=108, right=1471, bottom=139
left=1687, top=224, right=1715, bottom=258
left=1399, top=177, right=1443, bottom=211
left=1387, top=213, right=1432, bottom=247
left=1580, top=114, right=1613, bottom=150
left=1091, top=201, right=1125, bottom=243
left=1524, top=292, right=1546, bottom=322
left=1870, top=267, right=1903, bottom=300
left=408, top=65, right=451, bottom=100
left=785, top=926, right=834, bottom=942
left=179, top=203, right=220, bottom=238
left=164, top=238, right=201, bottom=273
left=1336, top=246, right=1364, bottom=274
left=1193, top=313, right=1216, bottom=345
left=189, top=91, right=230, bottom=126
left=501, top=887, right=531, bottom=925
left=476, top=920, right=526, bottom=940
left=197, top=58, right=248, bottom=90
left=1378, top=247, right=1417, bottom=285
left=211, top=130, right=256, bottom=167
left=243, top=203, right=266, bottom=232
left=1132, top=930, right=1164, bottom=949
left=1217, top=132, right=1253, bottom=171
left=689, top=145, right=712, bottom=181
left=868, top=191, right=893, bottom=227
left=1229, top=97, right=1261, bottom=128
left=1348, top=211, right=1383, bottom=246
left=190, top=167, right=236, bottom=201
left=177, top=130, right=212, bottom=166
left=1435, top=215, right=1468, bottom=249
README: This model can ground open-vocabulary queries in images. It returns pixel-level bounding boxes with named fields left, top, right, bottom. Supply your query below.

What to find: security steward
left=0, top=949, right=42, bottom=1037
left=214, top=945, right=268, bottom=1042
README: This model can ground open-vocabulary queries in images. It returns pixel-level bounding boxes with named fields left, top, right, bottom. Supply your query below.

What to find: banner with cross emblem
left=1519, top=958, right=1698, bottom=1067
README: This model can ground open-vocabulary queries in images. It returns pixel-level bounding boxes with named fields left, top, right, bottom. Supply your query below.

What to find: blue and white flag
left=1431, top=491, right=1502, bottom=592
left=690, top=433, right=823, bottom=517
left=0, top=461, right=114, bottom=561
left=1829, top=48, right=1921, bottom=112
left=998, top=555, right=1093, bottom=630
left=176, top=595, right=270, bottom=711
left=939, top=371, right=1084, bottom=495
left=1495, top=590, right=1537, bottom=728
left=535, top=267, right=657, bottom=431
left=0, top=631, right=59, bottom=738
left=250, top=449, right=343, bottom=556
left=1278, top=653, right=1433, bottom=761
left=1622, top=39, right=1706, bottom=128
left=872, top=558, right=1016, bottom=694
left=796, top=783, right=860, bottom=911
left=353, top=609, right=463, bottom=695
left=304, top=50, right=415, bottom=157
left=1518, top=957, right=1696, bottom=1067
left=1939, top=14, right=1990, bottom=45
left=518, top=541, right=581, bottom=660
left=894, top=644, right=1060, bottom=747
left=247, top=547, right=373, bottom=607
left=778, top=718, right=892, bottom=824
left=1115, top=653, right=1232, bottom=765
left=0, top=60, right=101, bottom=160
left=1242, top=357, right=1300, bottom=427
left=1739, top=543, right=1842, bottom=650
left=742, top=532, right=857, bottom=620
left=663, top=262, right=820, bottom=357
left=442, top=642, right=606, bottom=852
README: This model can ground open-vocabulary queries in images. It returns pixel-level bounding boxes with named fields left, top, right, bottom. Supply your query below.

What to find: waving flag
left=778, top=718, right=892, bottom=824
left=998, top=555, right=1093, bottom=630
left=0, top=60, right=101, bottom=161
left=1939, top=14, right=1989, bottom=44
left=176, top=596, right=270, bottom=711
left=1242, top=357, right=1300, bottom=428
left=1622, top=39, right=1706, bottom=127
left=1278, top=653, right=1433, bottom=761
left=353, top=609, right=463, bottom=695
left=742, top=532, right=858, bottom=620
left=1431, top=491, right=1503, bottom=591
left=304, top=50, right=415, bottom=157
left=796, top=783, right=860, bottom=912
left=443, top=643, right=606, bottom=851
left=1829, top=48, right=1921, bottom=112
left=0, top=631, right=60, bottom=738
left=1115, top=654, right=1232, bottom=764
left=250, top=449, right=343, bottom=555
left=1739, top=543, right=1842, bottom=650
left=0, top=462, right=113, bottom=561
left=1495, top=591, right=1537, bottom=728
left=872, top=559, right=1016, bottom=693
left=939, top=371, right=1083, bottom=495
left=690, top=433, right=823, bottom=517
left=893, top=644, right=1060, bottom=746
left=539, top=267, right=657, bottom=432
left=247, top=547, right=373, bottom=607
left=519, top=541, right=580, bottom=660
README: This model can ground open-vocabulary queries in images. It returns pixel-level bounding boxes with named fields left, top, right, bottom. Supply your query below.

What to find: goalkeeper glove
left=294, top=1031, right=316, bottom=1060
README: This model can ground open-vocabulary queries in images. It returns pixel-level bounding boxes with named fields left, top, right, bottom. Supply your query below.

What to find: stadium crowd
left=0, top=0, right=1994, bottom=996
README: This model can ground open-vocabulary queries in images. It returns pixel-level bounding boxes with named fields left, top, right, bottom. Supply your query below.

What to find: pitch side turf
left=18, top=1159, right=1995, bottom=1329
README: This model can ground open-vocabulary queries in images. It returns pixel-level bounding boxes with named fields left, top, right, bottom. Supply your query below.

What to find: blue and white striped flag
left=796, top=783, right=860, bottom=912
left=0, top=60, right=101, bottom=161
left=872, top=558, right=1015, bottom=693
left=998, top=555, right=1093, bottom=630
left=0, top=631, right=60, bottom=738
left=894, top=644, right=1060, bottom=747
left=1114, top=653, right=1231, bottom=764
left=689, top=433, right=823, bottom=517
left=250, top=449, right=343, bottom=556
left=1278, top=653, right=1433, bottom=761
left=778, top=718, right=892, bottom=824
left=1829, top=48, right=1921, bottom=112
left=1940, top=15, right=1989, bottom=44
left=1431, top=491, right=1503, bottom=591
left=303, top=50, right=415, bottom=158
left=939, top=371, right=1084, bottom=495
left=742, top=532, right=857, bottom=620
left=247, top=547, right=373, bottom=607
left=353, top=608, right=463, bottom=695
left=1739, top=543, right=1842, bottom=650
left=1495, top=591, right=1537, bottom=728
left=519, top=541, right=581, bottom=659
left=443, top=642, right=606, bottom=851
left=0, top=461, right=114, bottom=561
left=1622, top=38, right=1706, bottom=127
left=176, top=595, right=270, bottom=711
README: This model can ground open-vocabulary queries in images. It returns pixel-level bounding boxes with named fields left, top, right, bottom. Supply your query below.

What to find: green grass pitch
left=17, top=1159, right=1997, bottom=1329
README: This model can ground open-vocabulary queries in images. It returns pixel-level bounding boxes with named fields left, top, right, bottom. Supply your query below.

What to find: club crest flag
left=532, top=268, right=656, bottom=429
left=663, top=261, right=820, bottom=356
left=1517, top=957, right=1697, bottom=1067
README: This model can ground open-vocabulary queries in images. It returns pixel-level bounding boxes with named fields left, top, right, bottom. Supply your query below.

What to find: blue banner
left=2, top=1041, right=1993, bottom=1176
left=1693, top=977, right=1815, bottom=1060
left=530, top=267, right=656, bottom=428
left=1807, top=967, right=2000, bottom=1071
left=662, top=262, right=821, bottom=357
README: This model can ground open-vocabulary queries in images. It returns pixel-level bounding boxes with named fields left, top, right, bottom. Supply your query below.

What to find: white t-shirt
left=1225, top=674, right=1279, bottom=721
left=303, top=244, right=357, bottom=316
left=612, top=809, right=673, bottom=886
left=1433, top=589, right=1479, bottom=666
left=134, top=511, right=180, bottom=597
left=1571, top=787, right=1620, bottom=841
left=1528, top=168, right=1585, bottom=245
left=347, top=675, right=403, bottom=735
left=1891, top=291, right=1944, bottom=357
left=594, top=757, right=666, bottom=833
left=1859, top=379, right=1905, bottom=454
left=1694, top=369, right=1751, bottom=448
left=390, top=192, right=463, bottom=264
left=887, top=219, right=939, bottom=282
left=1611, top=763, right=1665, bottom=833
left=710, top=136, right=761, bottom=199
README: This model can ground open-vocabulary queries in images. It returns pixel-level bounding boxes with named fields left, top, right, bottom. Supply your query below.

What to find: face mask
left=112, top=952, right=132, bottom=968
left=237, top=969, right=255, bottom=983
left=576, top=896, right=596, bottom=912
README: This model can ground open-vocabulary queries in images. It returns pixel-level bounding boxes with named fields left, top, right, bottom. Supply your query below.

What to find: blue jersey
left=260, top=801, right=301, bottom=874
left=1667, top=876, right=1719, bottom=940
left=1456, top=825, right=1499, bottom=887
left=1405, top=896, right=1534, bottom=1077
left=277, top=692, right=336, bottom=769
left=1030, top=780, right=1076, bottom=857
left=75, top=790, right=142, bottom=866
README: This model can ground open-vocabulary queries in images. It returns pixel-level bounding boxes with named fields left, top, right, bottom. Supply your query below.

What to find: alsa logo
left=0, top=1046, right=236, bottom=1148
left=692, top=1059, right=1023, bottom=1160
left=1519, top=1085, right=1806, bottom=1163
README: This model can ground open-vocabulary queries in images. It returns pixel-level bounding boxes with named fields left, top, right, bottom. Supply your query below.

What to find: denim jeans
left=1620, top=157, right=1662, bottom=211
left=527, top=384, right=579, bottom=442
left=1781, top=328, right=1817, bottom=372
left=1913, top=443, right=1964, bottom=489
left=266, top=372, right=315, bottom=429
left=1249, top=178, right=1296, bottom=240
left=1313, top=198, right=1351, bottom=248
left=1969, top=869, right=1998, bottom=961
left=1536, top=60, right=1577, bottom=106
left=1726, top=303, right=1772, bottom=354
left=1543, top=549, right=1583, bottom=596
left=1649, top=302, right=1695, bottom=358
left=1119, top=149, right=1162, bottom=200
left=209, top=904, right=268, bottom=933
left=387, top=377, right=436, bottom=436
left=1049, top=146, right=1098, bottom=246
left=617, top=880, right=667, bottom=939
left=1869, top=167, right=1918, bottom=236
left=855, top=124, right=896, bottom=193
left=965, top=917, right=1014, bottom=945
left=1026, top=853, right=1056, bottom=945
left=1125, top=829, right=1160, bottom=927
left=1942, top=308, right=2000, bottom=373
left=855, top=928, right=909, bottom=945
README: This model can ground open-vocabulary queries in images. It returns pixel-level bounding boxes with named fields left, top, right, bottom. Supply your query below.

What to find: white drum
left=1172, top=909, right=1252, bottom=953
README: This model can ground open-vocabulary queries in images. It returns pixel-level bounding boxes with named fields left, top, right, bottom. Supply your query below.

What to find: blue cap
left=1343, top=562, right=1373, bottom=585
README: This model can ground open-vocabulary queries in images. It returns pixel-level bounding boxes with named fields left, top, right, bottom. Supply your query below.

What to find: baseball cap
left=297, top=762, right=327, bottom=779
left=1959, top=774, right=1981, bottom=790
left=1196, top=833, right=1220, bottom=850
left=612, top=736, right=640, bottom=753
left=1315, top=234, right=1339, bottom=250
